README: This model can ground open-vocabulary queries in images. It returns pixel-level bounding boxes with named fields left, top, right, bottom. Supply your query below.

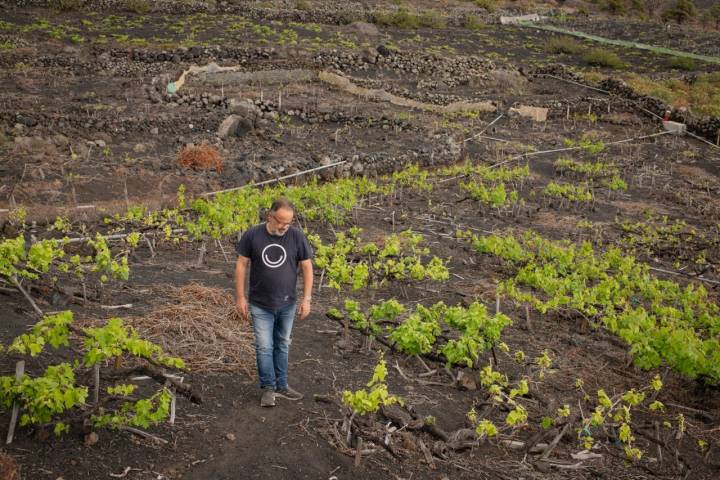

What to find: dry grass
left=544, top=36, right=585, bottom=55
left=622, top=72, right=720, bottom=117
left=126, top=284, right=255, bottom=375
left=177, top=143, right=223, bottom=172
left=0, top=452, right=18, bottom=480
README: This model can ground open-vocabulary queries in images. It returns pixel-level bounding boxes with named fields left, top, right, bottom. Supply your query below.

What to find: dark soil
left=2, top=1, right=720, bottom=479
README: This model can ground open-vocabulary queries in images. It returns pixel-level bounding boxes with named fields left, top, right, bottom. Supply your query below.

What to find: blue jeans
left=250, top=302, right=296, bottom=390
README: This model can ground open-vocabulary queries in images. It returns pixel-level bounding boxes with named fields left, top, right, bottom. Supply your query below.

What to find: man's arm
left=298, top=259, right=313, bottom=320
left=235, top=255, right=250, bottom=320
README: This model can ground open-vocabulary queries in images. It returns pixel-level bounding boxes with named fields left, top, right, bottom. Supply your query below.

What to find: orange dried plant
left=177, top=143, right=223, bottom=173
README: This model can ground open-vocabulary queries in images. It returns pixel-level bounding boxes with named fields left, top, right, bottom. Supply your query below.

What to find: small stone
left=456, top=371, right=477, bottom=391
left=84, top=432, right=99, bottom=446
left=133, top=143, right=148, bottom=154
left=150, top=127, right=159, bottom=135
left=225, top=433, right=236, bottom=441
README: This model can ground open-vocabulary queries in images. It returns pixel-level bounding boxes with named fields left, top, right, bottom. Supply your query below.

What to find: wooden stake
left=525, top=304, right=532, bottom=332
left=11, top=276, right=42, bottom=316
left=495, top=291, right=500, bottom=314
left=166, top=379, right=178, bottom=425
left=93, top=364, right=100, bottom=405
left=354, top=437, right=363, bottom=467
left=655, top=421, right=663, bottom=464
left=215, top=239, right=230, bottom=263
left=196, top=240, right=207, bottom=267
left=6, top=360, right=25, bottom=444
left=538, top=419, right=574, bottom=461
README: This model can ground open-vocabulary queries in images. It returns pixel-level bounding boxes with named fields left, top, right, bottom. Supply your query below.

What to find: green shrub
left=583, top=47, right=626, bottom=69
left=374, top=8, right=446, bottom=29
left=374, top=9, right=421, bottom=29
left=544, top=36, right=585, bottom=55
left=475, top=0, right=496, bottom=12
left=669, top=56, right=696, bottom=71
left=602, top=0, right=627, bottom=15
left=50, top=0, right=84, bottom=10
left=418, top=10, right=447, bottom=29
left=463, top=14, right=485, bottom=31
left=706, top=4, right=720, bottom=29
left=662, top=0, right=698, bottom=24
left=125, top=0, right=151, bottom=14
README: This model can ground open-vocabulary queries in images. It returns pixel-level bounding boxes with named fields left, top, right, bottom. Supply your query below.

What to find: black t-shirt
left=236, top=224, right=313, bottom=310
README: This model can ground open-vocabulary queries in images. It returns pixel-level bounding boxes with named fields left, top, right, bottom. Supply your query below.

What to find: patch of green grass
left=474, top=0, right=496, bottom=12
left=582, top=47, right=626, bottom=69
left=544, top=36, right=584, bottom=55
left=374, top=9, right=416, bottom=29
left=623, top=72, right=720, bottom=117
left=50, top=0, right=84, bottom=11
left=669, top=56, right=696, bottom=71
left=125, top=0, right=152, bottom=14
left=418, top=10, right=447, bottom=29
left=374, top=8, right=447, bottom=29
left=0, top=20, right=18, bottom=32
left=0, top=40, right=14, bottom=50
left=463, top=14, right=485, bottom=31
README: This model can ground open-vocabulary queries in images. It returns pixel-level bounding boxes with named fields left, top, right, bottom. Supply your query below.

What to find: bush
left=603, top=0, right=627, bottom=15
left=475, top=0, right=497, bottom=12
left=582, top=47, right=626, bottom=69
left=374, top=9, right=420, bottom=29
left=701, top=4, right=720, bottom=29
left=662, top=0, right=697, bottom=24
left=125, top=0, right=151, bottom=14
left=418, top=10, right=447, bottom=29
left=50, top=0, right=84, bottom=10
left=668, top=56, right=696, bottom=70
left=374, top=8, right=446, bottom=29
left=544, top=36, right=585, bottom=55
left=463, top=14, right=485, bottom=31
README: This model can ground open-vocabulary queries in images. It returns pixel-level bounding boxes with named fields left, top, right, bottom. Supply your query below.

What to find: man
left=235, top=198, right=314, bottom=407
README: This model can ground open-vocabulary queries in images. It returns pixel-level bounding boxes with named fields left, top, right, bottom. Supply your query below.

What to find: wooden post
left=167, top=379, right=178, bottom=425
left=495, top=291, right=500, bottom=314
left=196, top=239, right=207, bottom=267
left=525, top=304, right=532, bottom=332
left=93, top=364, right=100, bottom=405
left=354, top=437, right=363, bottom=467
left=6, top=360, right=25, bottom=444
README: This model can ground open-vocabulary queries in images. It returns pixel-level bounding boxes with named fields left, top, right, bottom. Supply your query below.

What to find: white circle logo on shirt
left=261, top=244, right=287, bottom=268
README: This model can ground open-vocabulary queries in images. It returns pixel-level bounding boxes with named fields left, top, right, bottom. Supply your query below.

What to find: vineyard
left=2, top=0, right=720, bottom=479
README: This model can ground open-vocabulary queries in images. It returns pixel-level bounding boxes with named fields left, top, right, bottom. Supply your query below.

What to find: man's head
left=266, top=198, right=294, bottom=236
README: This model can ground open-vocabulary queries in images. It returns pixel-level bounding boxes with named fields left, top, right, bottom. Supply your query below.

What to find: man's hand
left=236, top=297, right=249, bottom=322
left=298, top=298, right=311, bottom=320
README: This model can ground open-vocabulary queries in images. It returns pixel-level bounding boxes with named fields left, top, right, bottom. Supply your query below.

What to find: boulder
left=218, top=115, right=241, bottom=138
